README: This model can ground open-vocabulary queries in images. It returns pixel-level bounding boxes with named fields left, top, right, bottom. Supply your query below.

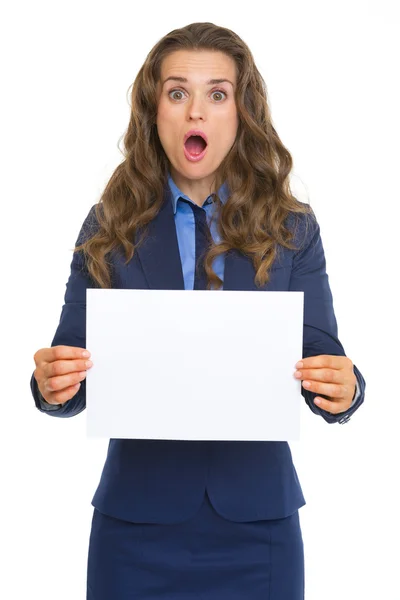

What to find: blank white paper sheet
left=86, top=289, right=304, bottom=441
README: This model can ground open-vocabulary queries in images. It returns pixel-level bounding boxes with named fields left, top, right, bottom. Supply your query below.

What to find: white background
left=1, top=1, right=399, bottom=598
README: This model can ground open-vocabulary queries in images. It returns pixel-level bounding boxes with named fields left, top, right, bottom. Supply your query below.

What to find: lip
left=183, top=129, right=208, bottom=145
left=183, top=144, right=208, bottom=162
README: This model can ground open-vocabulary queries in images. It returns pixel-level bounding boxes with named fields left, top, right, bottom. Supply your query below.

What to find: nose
left=186, top=92, right=206, bottom=121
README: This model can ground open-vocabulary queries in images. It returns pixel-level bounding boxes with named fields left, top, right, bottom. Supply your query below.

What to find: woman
left=31, top=22, right=365, bottom=600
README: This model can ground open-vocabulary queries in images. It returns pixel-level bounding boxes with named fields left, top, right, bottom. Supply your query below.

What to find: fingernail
left=296, top=361, right=303, bottom=369
left=314, top=398, right=321, bottom=405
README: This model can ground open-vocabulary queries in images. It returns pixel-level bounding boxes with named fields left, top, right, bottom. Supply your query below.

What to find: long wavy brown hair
left=75, top=21, right=315, bottom=290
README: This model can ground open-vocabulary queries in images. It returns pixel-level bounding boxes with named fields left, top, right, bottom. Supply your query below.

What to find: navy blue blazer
left=30, top=185, right=365, bottom=523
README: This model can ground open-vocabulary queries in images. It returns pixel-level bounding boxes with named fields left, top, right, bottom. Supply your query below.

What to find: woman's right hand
left=33, top=345, right=93, bottom=405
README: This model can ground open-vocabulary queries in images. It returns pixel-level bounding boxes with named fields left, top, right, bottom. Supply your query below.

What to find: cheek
left=230, top=107, right=239, bottom=132
left=218, top=109, right=239, bottom=147
left=156, top=122, right=170, bottom=150
left=157, top=96, right=180, bottom=121
left=157, top=104, right=178, bottom=142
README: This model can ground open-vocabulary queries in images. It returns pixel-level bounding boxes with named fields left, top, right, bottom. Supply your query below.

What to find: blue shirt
left=167, top=172, right=229, bottom=291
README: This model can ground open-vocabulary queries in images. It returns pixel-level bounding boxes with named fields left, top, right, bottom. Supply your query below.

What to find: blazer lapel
left=223, top=249, right=261, bottom=291
left=135, top=183, right=261, bottom=292
left=135, top=184, right=185, bottom=290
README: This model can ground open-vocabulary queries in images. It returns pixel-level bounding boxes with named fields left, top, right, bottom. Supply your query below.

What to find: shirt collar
left=167, top=172, right=230, bottom=215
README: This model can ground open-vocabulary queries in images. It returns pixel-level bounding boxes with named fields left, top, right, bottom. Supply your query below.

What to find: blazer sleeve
left=30, top=204, right=100, bottom=418
left=288, top=208, right=366, bottom=424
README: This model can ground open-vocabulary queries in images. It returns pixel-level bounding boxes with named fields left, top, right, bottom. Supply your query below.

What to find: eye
left=169, top=89, right=185, bottom=101
left=210, top=89, right=227, bottom=102
left=167, top=88, right=228, bottom=102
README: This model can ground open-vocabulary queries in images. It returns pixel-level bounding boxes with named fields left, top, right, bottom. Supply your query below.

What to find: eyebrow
left=161, top=76, right=234, bottom=88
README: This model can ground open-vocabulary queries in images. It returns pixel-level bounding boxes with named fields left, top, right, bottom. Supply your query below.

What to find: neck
left=169, top=167, right=217, bottom=206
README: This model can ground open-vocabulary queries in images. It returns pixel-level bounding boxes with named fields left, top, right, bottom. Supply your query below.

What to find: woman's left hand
left=294, top=355, right=357, bottom=414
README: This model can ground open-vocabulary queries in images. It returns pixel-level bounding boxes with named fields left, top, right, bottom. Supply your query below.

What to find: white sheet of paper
left=86, top=289, right=304, bottom=441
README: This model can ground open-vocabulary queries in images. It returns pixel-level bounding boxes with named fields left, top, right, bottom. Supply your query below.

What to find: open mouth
left=184, top=135, right=207, bottom=155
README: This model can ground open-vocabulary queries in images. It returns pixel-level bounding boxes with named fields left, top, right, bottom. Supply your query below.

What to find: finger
left=295, top=367, right=342, bottom=384
left=44, top=358, right=93, bottom=378
left=296, top=355, right=350, bottom=370
left=45, top=370, right=88, bottom=394
left=38, top=346, right=91, bottom=364
left=313, top=396, right=350, bottom=414
left=44, top=382, right=83, bottom=405
left=302, top=379, right=347, bottom=399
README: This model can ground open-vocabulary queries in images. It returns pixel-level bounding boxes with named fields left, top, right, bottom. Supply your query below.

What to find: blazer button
left=339, top=415, right=351, bottom=424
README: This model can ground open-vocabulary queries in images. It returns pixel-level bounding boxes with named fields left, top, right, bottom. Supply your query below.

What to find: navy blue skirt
left=86, top=491, right=304, bottom=599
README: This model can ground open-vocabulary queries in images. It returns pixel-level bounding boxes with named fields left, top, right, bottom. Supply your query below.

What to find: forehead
left=159, top=49, right=237, bottom=84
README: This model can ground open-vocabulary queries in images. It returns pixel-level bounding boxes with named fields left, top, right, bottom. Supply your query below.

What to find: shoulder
left=75, top=203, right=102, bottom=245
left=285, top=202, right=319, bottom=252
